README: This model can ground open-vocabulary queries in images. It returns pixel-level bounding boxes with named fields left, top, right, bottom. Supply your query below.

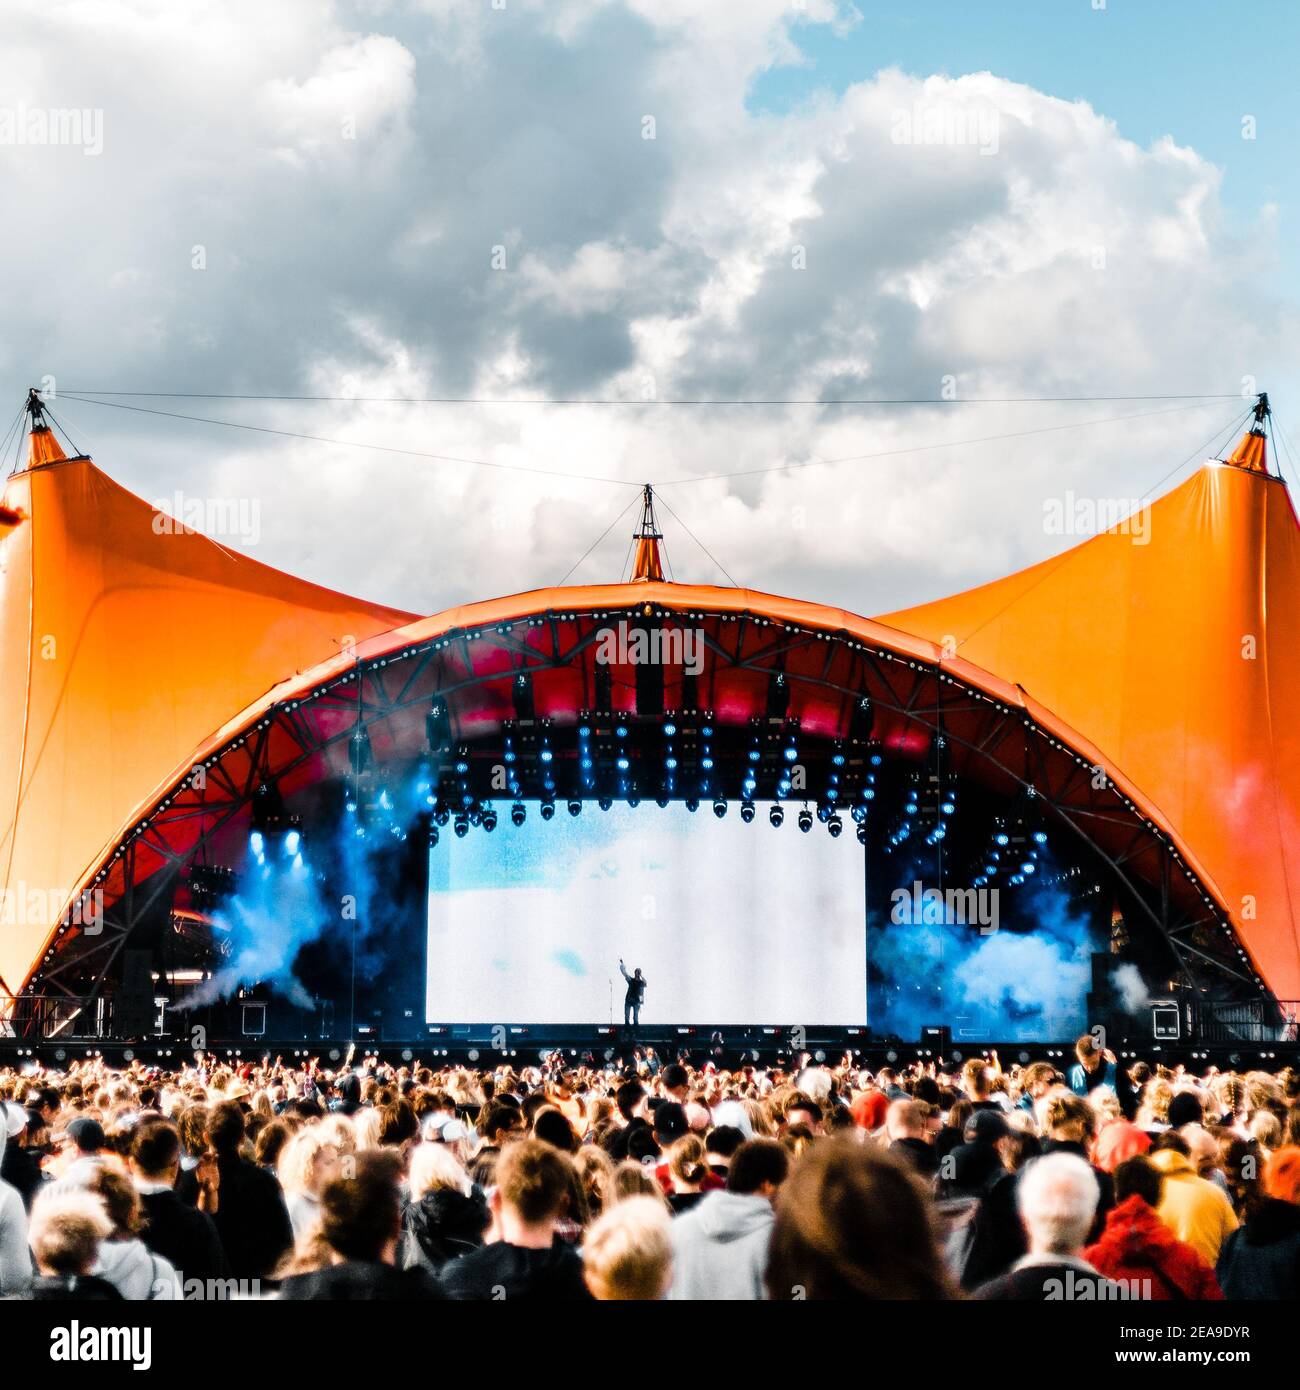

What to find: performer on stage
left=619, top=958, right=646, bottom=1028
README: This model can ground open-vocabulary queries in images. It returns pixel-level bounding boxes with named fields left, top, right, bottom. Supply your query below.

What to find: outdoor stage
left=3, top=396, right=1300, bottom=1052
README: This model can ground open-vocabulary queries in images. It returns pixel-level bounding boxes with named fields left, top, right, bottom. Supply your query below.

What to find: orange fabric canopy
left=879, top=428, right=1300, bottom=1000
left=0, top=435, right=415, bottom=996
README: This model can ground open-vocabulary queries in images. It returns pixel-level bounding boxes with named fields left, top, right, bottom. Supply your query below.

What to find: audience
left=0, top=1040, right=1296, bottom=1302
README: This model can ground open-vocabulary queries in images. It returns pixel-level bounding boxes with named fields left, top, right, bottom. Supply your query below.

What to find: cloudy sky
left=2, top=0, right=1297, bottom=616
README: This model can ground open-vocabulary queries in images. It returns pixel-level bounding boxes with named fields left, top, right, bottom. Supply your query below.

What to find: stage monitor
left=425, top=801, right=866, bottom=1026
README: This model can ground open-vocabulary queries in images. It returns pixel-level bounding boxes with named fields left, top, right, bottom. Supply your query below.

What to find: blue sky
left=753, top=0, right=1297, bottom=283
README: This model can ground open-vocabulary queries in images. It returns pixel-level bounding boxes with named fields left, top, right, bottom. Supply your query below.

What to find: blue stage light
left=540, top=800, right=556, bottom=821
left=827, top=815, right=843, bottom=838
left=511, top=802, right=526, bottom=827
left=482, top=807, right=498, bottom=832
left=685, top=798, right=699, bottom=813
left=832, top=752, right=846, bottom=767
left=663, top=722, right=677, bottom=737
left=712, top=798, right=727, bottom=818
left=995, top=832, right=1010, bottom=845
left=616, top=725, right=628, bottom=739
left=666, top=757, right=678, bottom=770
left=740, top=800, right=755, bottom=823
left=797, top=808, right=813, bottom=833
left=453, top=815, right=469, bottom=838
left=617, top=756, right=630, bottom=771
left=249, top=830, right=264, bottom=857
left=856, top=823, right=868, bottom=845
left=769, top=804, right=784, bottom=828
left=540, top=748, right=553, bottom=764
left=598, top=797, right=613, bottom=811
left=1033, top=830, right=1048, bottom=845
left=567, top=800, right=582, bottom=817
left=783, top=746, right=798, bottom=762
left=701, top=757, right=714, bottom=770
left=1021, top=861, right=1036, bottom=875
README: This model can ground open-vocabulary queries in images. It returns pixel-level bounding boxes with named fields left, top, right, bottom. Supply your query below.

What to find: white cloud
left=1, top=0, right=1293, bottom=620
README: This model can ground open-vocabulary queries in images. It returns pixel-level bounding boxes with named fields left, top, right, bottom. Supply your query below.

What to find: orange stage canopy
left=0, top=426, right=415, bottom=996
left=2, top=405, right=1297, bottom=1005
left=879, top=424, right=1300, bottom=1001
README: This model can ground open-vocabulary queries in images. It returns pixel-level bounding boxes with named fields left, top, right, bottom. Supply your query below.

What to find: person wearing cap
left=1, top=1102, right=44, bottom=1210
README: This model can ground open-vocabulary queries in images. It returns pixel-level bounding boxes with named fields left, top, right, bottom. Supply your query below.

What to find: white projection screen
left=426, top=802, right=866, bottom=1025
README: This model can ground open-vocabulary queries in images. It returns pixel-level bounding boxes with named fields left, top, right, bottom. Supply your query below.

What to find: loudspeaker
left=241, top=1002, right=267, bottom=1038
left=1151, top=1002, right=1180, bottom=1042
left=116, top=950, right=155, bottom=1037
left=920, top=1024, right=951, bottom=1052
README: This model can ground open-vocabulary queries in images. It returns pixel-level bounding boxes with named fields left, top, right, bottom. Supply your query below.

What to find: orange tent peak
left=1222, top=394, right=1271, bottom=474
left=631, top=482, right=666, bottom=582
left=22, top=389, right=69, bottom=471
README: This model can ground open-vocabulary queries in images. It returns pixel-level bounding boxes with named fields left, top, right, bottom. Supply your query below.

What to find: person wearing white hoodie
left=0, top=1123, right=32, bottom=1296
left=668, top=1139, right=788, bottom=1300
left=87, top=1167, right=182, bottom=1300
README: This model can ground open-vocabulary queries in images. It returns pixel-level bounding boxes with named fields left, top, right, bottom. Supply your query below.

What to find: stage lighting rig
left=426, top=697, right=452, bottom=755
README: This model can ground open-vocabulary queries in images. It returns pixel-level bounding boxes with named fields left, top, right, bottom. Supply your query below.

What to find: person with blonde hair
left=402, top=1143, right=488, bottom=1274
left=26, top=1188, right=121, bottom=1301
left=583, top=1195, right=673, bottom=1300
left=353, top=1107, right=383, bottom=1151
left=665, top=1134, right=709, bottom=1214
left=611, top=1160, right=666, bottom=1205
left=574, top=1145, right=616, bottom=1219
left=277, top=1127, right=342, bottom=1242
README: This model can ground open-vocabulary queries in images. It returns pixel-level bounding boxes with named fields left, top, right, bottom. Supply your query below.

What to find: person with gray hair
left=973, top=1152, right=1131, bottom=1301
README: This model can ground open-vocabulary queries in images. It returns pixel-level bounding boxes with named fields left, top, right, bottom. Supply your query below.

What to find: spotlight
left=627, top=797, right=640, bottom=809
left=540, top=799, right=556, bottom=821
left=598, top=797, right=613, bottom=812
left=827, top=815, right=843, bottom=838
left=249, top=830, right=265, bottom=859
left=349, top=724, right=372, bottom=775
left=797, top=808, right=813, bottom=833
left=453, top=814, right=469, bottom=838
left=567, top=799, right=582, bottom=817
left=511, top=802, right=526, bottom=827
left=283, top=829, right=301, bottom=857
left=769, top=804, right=784, bottom=828
left=712, top=798, right=727, bottom=818
left=856, top=823, right=867, bottom=845
left=428, top=826, right=439, bottom=848
left=655, top=796, right=669, bottom=809
left=685, top=798, right=699, bottom=813
left=482, top=807, right=498, bottom=832
left=817, top=804, right=832, bottom=824
left=740, top=800, right=755, bottom=823
left=1020, top=861, right=1036, bottom=875
left=433, top=803, right=450, bottom=827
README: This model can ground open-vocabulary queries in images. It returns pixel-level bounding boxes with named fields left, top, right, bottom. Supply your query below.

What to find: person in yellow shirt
left=1150, top=1134, right=1238, bottom=1267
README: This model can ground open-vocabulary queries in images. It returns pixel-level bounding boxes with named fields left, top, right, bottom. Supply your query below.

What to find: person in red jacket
left=1085, top=1155, right=1223, bottom=1300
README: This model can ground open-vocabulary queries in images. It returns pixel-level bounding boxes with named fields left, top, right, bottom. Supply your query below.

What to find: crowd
left=1, top=1034, right=1298, bottom=1301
